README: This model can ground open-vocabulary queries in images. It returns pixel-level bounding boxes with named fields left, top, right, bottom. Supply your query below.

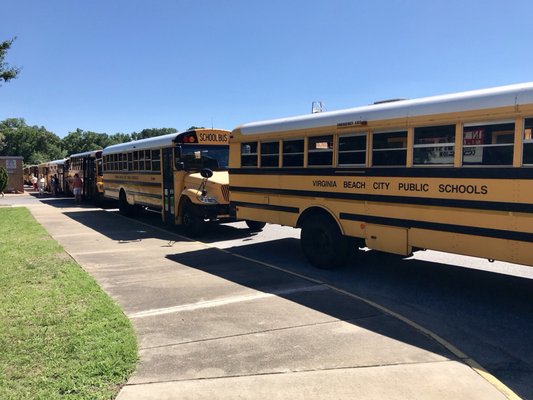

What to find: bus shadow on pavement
left=61, top=209, right=193, bottom=244
left=166, top=241, right=533, bottom=400
left=165, top=245, right=456, bottom=359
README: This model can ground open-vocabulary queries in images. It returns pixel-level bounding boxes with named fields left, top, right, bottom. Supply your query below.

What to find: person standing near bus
left=50, top=174, right=58, bottom=196
left=30, top=174, right=38, bottom=191
left=72, top=173, right=82, bottom=203
left=38, top=175, right=46, bottom=196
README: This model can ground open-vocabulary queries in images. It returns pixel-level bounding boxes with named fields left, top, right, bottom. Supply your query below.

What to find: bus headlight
left=197, top=196, right=218, bottom=204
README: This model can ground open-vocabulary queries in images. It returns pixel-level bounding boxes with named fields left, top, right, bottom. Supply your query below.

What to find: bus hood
left=184, top=170, right=230, bottom=204
left=185, top=170, right=229, bottom=185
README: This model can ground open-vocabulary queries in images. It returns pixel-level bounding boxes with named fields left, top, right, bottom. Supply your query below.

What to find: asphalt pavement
left=0, top=191, right=516, bottom=399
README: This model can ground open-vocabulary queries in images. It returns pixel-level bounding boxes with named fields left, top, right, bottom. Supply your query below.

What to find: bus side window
left=338, top=134, right=366, bottom=166
left=145, top=150, right=152, bottom=171
left=152, top=150, right=161, bottom=172
left=463, top=122, right=514, bottom=166
left=133, top=151, right=139, bottom=171
left=283, top=139, right=304, bottom=167
left=413, top=125, right=455, bottom=165
left=523, top=118, right=533, bottom=165
left=241, top=142, right=258, bottom=167
left=372, top=131, right=407, bottom=167
left=260, top=142, right=279, bottom=168
left=308, top=136, right=333, bottom=167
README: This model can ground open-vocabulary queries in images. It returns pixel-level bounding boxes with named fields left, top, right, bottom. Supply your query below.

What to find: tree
left=108, top=132, right=131, bottom=145
left=63, top=129, right=108, bottom=155
left=0, top=166, right=8, bottom=193
left=0, top=37, right=21, bottom=85
left=0, top=118, right=64, bottom=164
left=130, top=128, right=177, bottom=141
left=62, top=129, right=131, bottom=155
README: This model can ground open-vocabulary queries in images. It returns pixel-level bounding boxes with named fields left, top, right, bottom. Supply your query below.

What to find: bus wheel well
left=297, top=207, right=338, bottom=230
left=299, top=208, right=351, bottom=269
left=119, top=189, right=141, bottom=216
left=177, top=195, right=192, bottom=223
left=118, top=189, right=130, bottom=215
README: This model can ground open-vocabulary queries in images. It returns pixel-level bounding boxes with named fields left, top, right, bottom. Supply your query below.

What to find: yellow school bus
left=66, top=150, right=104, bottom=201
left=23, top=165, right=39, bottom=185
left=37, top=162, right=50, bottom=190
left=102, top=129, right=234, bottom=235
left=48, top=158, right=67, bottom=194
left=229, top=82, right=533, bottom=268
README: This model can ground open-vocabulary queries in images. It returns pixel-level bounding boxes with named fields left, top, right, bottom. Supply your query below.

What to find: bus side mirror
left=201, top=168, right=213, bottom=178
left=176, top=162, right=185, bottom=171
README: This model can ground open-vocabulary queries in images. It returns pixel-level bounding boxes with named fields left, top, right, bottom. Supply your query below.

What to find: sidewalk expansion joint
left=139, top=314, right=385, bottom=351
left=125, top=359, right=454, bottom=387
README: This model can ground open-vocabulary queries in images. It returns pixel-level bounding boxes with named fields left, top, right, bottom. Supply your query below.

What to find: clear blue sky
left=1, top=0, right=533, bottom=138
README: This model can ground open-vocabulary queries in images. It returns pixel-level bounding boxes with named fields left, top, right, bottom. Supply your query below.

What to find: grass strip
left=0, top=207, right=138, bottom=399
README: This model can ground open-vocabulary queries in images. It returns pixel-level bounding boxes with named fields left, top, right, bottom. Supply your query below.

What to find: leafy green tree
left=0, top=37, right=21, bottom=85
left=187, top=126, right=205, bottom=131
left=62, top=129, right=132, bottom=156
left=108, top=132, right=131, bottom=145
left=62, top=129, right=104, bottom=155
left=130, top=128, right=177, bottom=141
left=0, top=166, right=8, bottom=193
left=0, top=118, right=64, bottom=164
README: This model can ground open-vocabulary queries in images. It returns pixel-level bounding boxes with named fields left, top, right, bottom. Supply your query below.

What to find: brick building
left=0, top=156, right=24, bottom=193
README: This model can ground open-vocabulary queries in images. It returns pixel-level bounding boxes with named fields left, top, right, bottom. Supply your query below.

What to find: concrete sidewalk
left=1, top=193, right=510, bottom=399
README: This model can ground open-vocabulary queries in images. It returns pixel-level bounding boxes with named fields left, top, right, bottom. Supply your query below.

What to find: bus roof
left=49, top=158, right=67, bottom=165
left=102, top=132, right=181, bottom=155
left=69, top=150, right=102, bottom=159
left=102, top=129, right=230, bottom=155
left=235, top=82, right=533, bottom=135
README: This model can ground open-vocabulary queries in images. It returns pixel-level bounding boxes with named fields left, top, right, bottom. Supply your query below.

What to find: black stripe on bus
left=104, top=171, right=161, bottom=176
left=229, top=186, right=533, bottom=214
left=231, top=201, right=299, bottom=214
left=104, top=179, right=161, bottom=187
left=103, top=187, right=162, bottom=200
left=125, top=190, right=162, bottom=200
left=340, top=213, right=533, bottom=243
left=229, top=167, right=533, bottom=179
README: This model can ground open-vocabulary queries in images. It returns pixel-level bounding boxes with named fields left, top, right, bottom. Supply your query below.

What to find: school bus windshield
left=175, top=145, right=229, bottom=171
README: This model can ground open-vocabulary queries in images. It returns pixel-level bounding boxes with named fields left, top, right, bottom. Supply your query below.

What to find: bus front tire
left=245, top=220, right=266, bottom=231
left=301, top=215, right=349, bottom=269
left=182, top=202, right=207, bottom=237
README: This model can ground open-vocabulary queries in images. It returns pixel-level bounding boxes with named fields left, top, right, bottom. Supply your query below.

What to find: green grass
left=0, top=208, right=138, bottom=399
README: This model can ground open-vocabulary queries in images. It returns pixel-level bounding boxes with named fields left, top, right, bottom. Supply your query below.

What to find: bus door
left=162, top=147, right=175, bottom=225
left=87, top=157, right=96, bottom=199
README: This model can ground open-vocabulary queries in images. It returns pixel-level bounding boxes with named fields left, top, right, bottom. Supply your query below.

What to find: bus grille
left=221, top=185, right=230, bottom=202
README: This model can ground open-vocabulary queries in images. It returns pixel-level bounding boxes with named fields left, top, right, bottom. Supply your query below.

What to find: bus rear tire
left=301, top=215, right=349, bottom=269
left=119, top=190, right=132, bottom=216
left=245, top=220, right=266, bottom=231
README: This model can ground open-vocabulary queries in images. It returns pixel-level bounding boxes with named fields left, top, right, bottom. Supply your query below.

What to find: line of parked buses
left=24, top=82, right=533, bottom=269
